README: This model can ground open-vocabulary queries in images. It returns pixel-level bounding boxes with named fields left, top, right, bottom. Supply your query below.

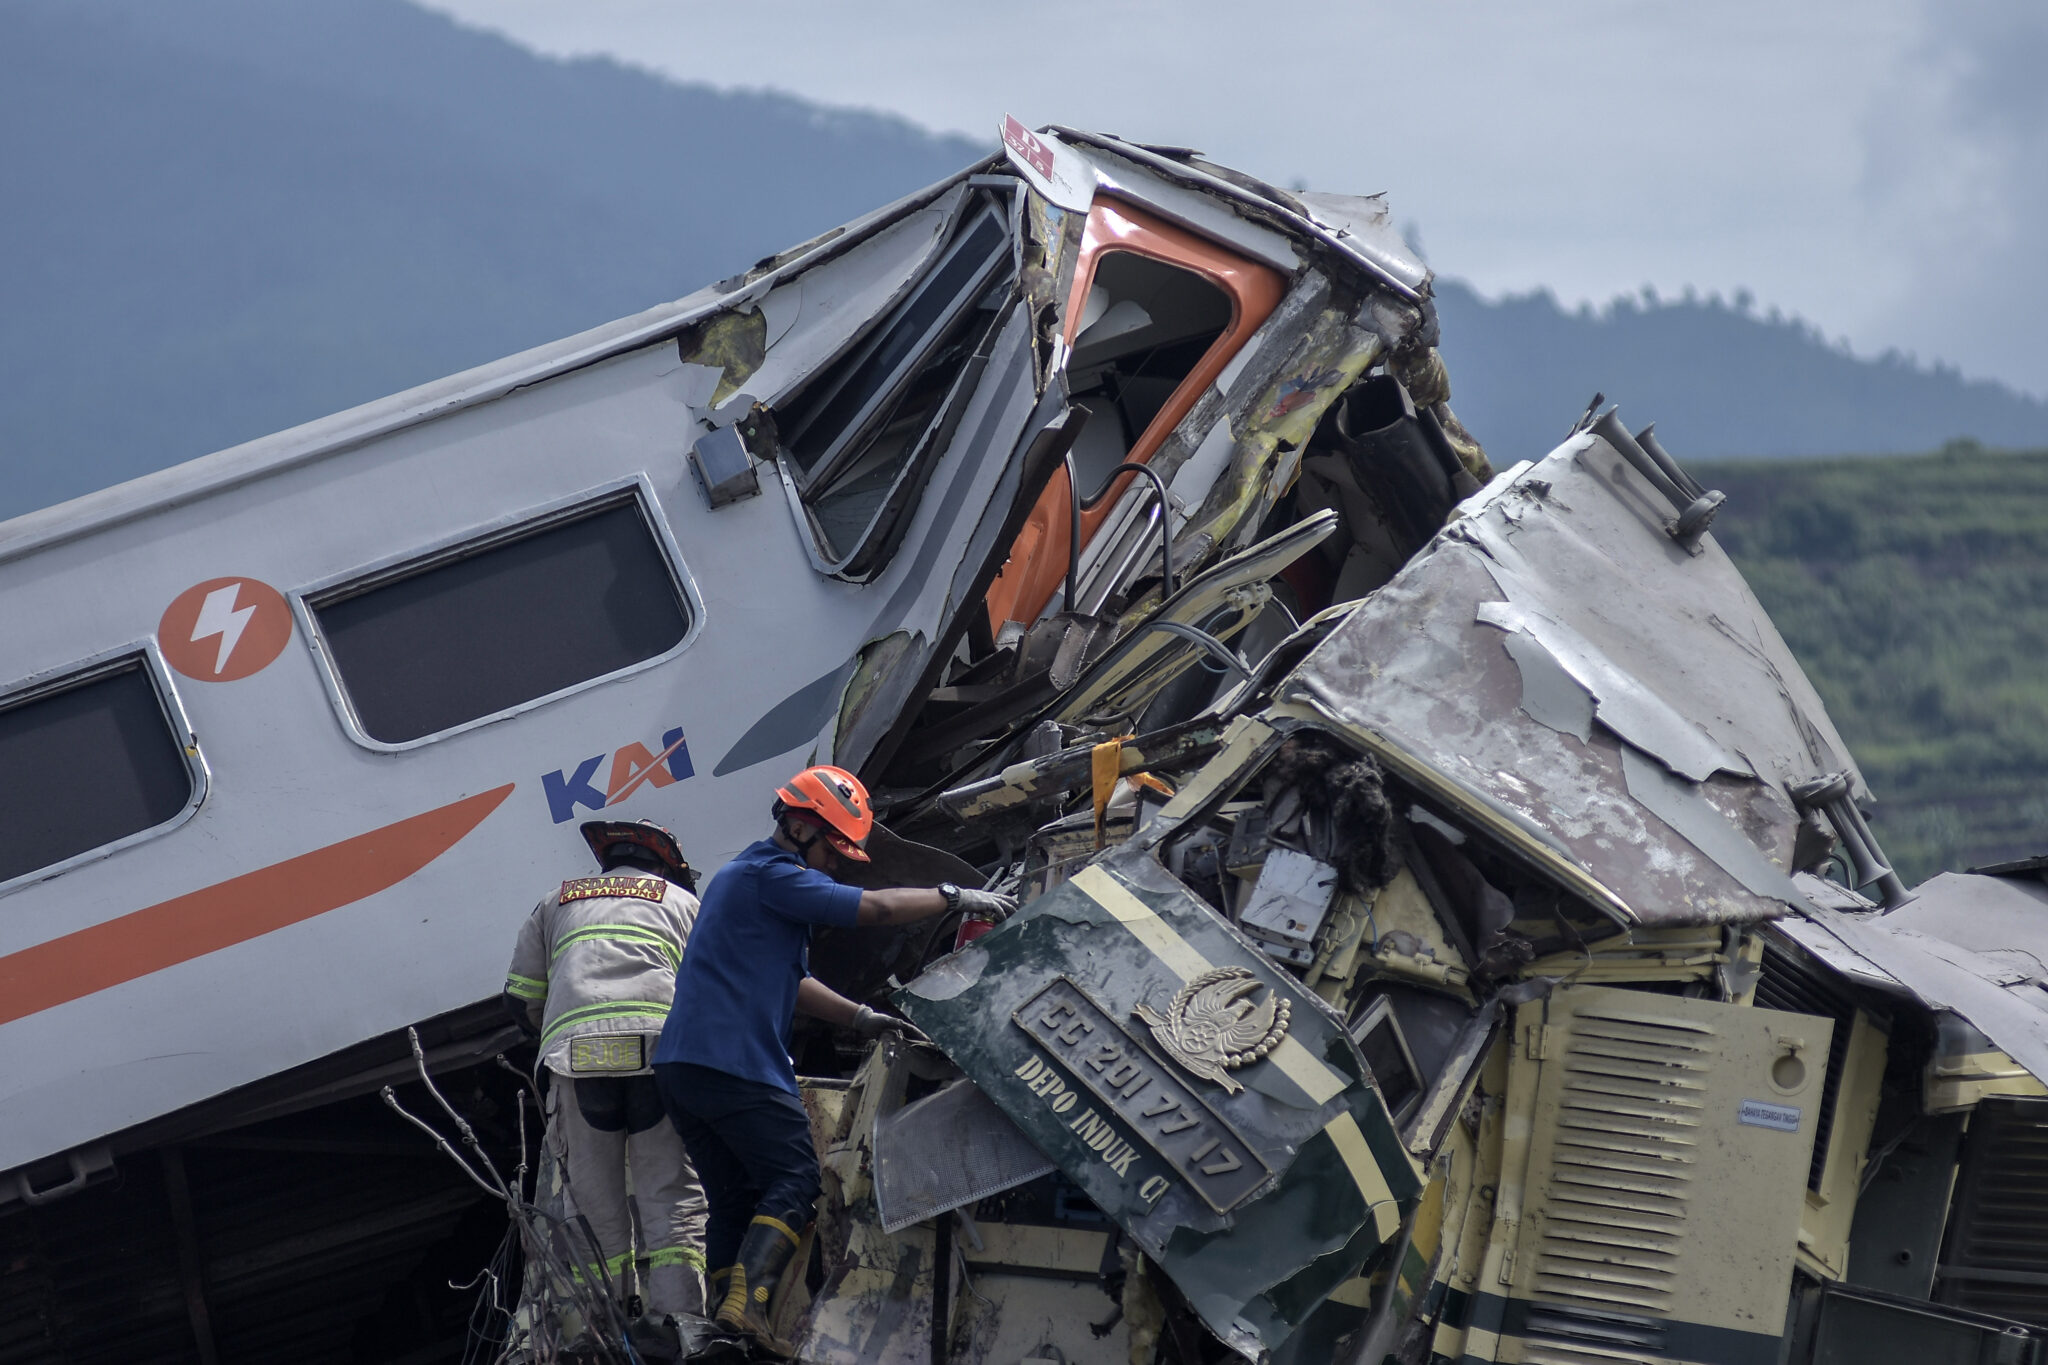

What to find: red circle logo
left=159, top=577, right=295, bottom=682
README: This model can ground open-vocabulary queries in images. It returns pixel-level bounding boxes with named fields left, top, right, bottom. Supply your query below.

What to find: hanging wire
left=1063, top=453, right=1178, bottom=614
left=407, top=1029, right=509, bottom=1196
left=385, top=1031, right=646, bottom=1365
left=1127, top=619, right=1252, bottom=680
left=382, top=1086, right=503, bottom=1198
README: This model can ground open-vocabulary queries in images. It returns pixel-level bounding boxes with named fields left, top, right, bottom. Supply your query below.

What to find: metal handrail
left=1063, top=453, right=1176, bottom=614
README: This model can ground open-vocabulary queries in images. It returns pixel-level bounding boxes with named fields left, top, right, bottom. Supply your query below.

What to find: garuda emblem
left=1133, top=967, right=1290, bottom=1094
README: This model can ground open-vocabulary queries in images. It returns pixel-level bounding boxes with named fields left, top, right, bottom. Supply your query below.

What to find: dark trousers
left=654, top=1062, right=821, bottom=1271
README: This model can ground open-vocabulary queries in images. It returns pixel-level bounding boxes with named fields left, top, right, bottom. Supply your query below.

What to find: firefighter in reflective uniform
left=652, top=766, right=1018, bottom=1347
left=505, top=819, right=709, bottom=1337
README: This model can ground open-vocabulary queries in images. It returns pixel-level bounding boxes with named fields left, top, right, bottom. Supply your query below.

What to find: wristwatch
left=938, top=882, right=962, bottom=913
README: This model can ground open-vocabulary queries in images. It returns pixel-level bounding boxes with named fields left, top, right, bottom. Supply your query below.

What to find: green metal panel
left=1846, top=1110, right=1966, bottom=1299
left=1803, top=1281, right=2045, bottom=1365
left=896, top=849, right=1420, bottom=1354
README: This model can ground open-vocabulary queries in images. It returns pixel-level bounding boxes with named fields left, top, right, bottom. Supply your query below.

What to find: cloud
left=1859, top=5, right=2048, bottom=395
left=421, top=0, right=2045, bottom=394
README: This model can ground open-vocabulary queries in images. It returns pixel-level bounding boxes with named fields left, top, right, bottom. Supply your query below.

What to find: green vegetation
left=1692, top=442, right=2048, bottom=883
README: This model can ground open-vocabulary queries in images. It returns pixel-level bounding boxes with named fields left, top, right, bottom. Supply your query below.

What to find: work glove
left=852, top=1005, right=929, bottom=1045
left=940, top=883, right=1020, bottom=922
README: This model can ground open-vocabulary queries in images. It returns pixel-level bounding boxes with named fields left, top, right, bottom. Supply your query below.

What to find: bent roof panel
left=1787, top=870, right=2048, bottom=1084
left=1280, top=429, right=1866, bottom=926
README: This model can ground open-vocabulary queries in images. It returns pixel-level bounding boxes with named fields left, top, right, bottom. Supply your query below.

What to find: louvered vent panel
left=1940, top=1098, right=2048, bottom=1327
left=1752, top=942, right=1855, bottom=1192
left=1519, top=1302, right=1671, bottom=1365
left=1530, top=1008, right=1714, bottom=1316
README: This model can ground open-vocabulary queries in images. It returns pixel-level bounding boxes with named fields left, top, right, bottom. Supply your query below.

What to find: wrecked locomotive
left=2, top=120, right=2044, bottom=1365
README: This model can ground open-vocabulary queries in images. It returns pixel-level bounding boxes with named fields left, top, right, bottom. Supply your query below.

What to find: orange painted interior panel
left=982, top=199, right=1286, bottom=634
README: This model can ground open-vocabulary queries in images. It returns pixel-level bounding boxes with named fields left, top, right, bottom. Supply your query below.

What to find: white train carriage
left=0, top=121, right=1458, bottom=1210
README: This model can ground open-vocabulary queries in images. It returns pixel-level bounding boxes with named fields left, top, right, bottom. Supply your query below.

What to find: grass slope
left=1693, top=442, right=2048, bottom=882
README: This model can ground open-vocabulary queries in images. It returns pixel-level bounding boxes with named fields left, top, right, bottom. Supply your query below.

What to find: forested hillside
left=1693, top=443, right=2048, bottom=882
left=1438, top=283, right=2048, bottom=465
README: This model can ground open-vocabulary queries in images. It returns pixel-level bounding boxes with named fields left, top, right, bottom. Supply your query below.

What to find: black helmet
left=579, top=819, right=695, bottom=891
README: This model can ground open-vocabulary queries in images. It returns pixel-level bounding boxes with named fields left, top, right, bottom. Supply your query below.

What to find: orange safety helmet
left=775, top=765, right=874, bottom=862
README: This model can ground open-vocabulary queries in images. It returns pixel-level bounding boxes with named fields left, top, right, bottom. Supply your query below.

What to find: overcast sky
left=421, top=1, right=2048, bottom=397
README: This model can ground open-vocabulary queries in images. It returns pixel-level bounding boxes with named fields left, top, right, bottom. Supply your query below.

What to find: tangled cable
left=381, top=1028, right=646, bottom=1365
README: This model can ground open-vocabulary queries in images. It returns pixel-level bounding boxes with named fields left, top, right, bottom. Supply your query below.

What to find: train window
left=1350, top=994, right=1423, bottom=1121
left=774, top=200, right=1013, bottom=578
left=0, top=658, right=195, bottom=884
left=311, top=494, right=690, bottom=745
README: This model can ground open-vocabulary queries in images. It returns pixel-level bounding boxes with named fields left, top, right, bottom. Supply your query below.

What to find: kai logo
left=543, top=728, right=694, bottom=824
left=159, top=577, right=294, bottom=682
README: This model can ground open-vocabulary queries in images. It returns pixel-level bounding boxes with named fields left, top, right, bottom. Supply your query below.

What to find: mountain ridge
left=1435, top=279, right=2048, bottom=466
left=0, top=0, right=989, bottom=519
left=4, top=0, right=2046, bottom=523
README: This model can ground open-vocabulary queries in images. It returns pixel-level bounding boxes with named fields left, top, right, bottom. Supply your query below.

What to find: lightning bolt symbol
left=191, top=583, right=258, bottom=675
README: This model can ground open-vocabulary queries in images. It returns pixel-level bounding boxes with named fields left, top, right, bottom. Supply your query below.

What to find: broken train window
left=1065, top=250, right=1230, bottom=496
left=772, top=195, right=1016, bottom=579
left=983, top=199, right=1285, bottom=632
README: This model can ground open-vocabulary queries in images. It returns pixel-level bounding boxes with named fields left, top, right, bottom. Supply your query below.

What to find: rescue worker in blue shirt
left=652, top=765, right=1016, bottom=1347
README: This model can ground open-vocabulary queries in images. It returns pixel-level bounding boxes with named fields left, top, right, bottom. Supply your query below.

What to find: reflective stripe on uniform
left=505, top=973, right=548, bottom=1000
left=570, top=1245, right=703, bottom=1279
left=551, top=924, right=681, bottom=968
left=570, top=1248, right=636, bottom=1283
left=540, top=999, right=671, bottom=1050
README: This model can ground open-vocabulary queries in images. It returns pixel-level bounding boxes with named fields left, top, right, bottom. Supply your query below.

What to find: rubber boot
left=713, top=1216, right=801, bottom=1345
left=706, top=1266, right=732, bottom=1322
